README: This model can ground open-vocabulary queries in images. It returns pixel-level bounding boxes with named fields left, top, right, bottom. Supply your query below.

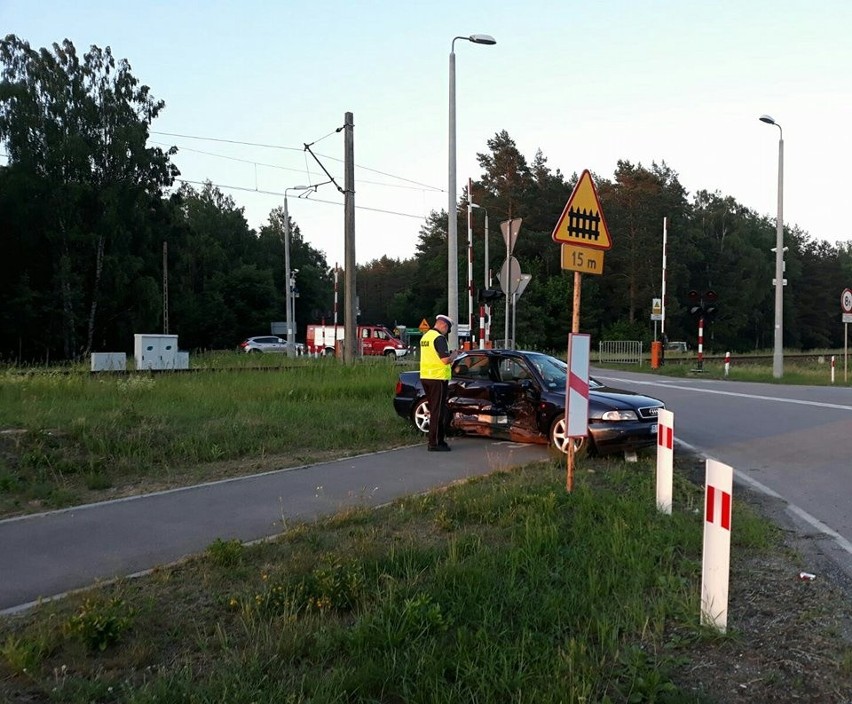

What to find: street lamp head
left=759, top=114, right=775, bottom=125
left=469, top=34, right=496, bottom=45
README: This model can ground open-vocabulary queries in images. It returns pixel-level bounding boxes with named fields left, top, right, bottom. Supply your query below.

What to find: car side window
left=455, top=354, right=490, bottom=379
left=498, top=358, right=531, bottom=383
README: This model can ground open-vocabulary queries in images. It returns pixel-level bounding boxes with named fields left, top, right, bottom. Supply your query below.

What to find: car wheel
left=249, top=348, right=261, bottom=354
left=384, top=349, right=396, bottom=358
left=549, top=416, right=588, bottom=457
left=412, top=398, right=430, bottom=433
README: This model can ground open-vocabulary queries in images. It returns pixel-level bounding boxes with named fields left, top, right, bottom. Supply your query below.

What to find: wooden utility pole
left=343, top=111, right=357, bottom=364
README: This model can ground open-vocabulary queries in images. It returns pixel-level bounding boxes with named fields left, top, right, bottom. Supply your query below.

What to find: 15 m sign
left=561, top=244, right=604, bottom=275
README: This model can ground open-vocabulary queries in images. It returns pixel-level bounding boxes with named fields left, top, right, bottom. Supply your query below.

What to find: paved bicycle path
left=0, top=439, right=548, bottom=613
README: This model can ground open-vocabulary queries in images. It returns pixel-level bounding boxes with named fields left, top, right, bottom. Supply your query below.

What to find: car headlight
left=600, top=409, right=639, bottom=421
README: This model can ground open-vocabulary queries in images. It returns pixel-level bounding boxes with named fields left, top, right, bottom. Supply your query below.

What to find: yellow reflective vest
left=420, top=329, right=451, bottom=380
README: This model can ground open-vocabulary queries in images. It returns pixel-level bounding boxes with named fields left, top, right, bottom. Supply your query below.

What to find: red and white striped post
left=478, top=304, right=486, bottom=349
left=697, top=317, right=704, bottom=371
left=333, top=264, right=339, bottom=352
left=701, top=459, right=733, bottom=633
left=656, top=409, right=674, bottom=514
left=467, top=178, right=475, bottom=349
left=724, top=351, right=731, bottom=377
left=831, top=355, right=836, bottom=384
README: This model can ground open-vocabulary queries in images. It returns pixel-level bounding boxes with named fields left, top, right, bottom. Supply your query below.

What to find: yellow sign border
left=551, top=169, right=613, bottom=250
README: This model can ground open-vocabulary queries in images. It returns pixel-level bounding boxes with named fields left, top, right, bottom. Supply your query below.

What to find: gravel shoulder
left=673, top=454, right=852, bottom=703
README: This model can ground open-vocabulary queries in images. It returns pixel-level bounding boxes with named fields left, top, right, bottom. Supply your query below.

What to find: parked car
left=393, top=349, right=665, bottom=456
left=239, top=336, right=304, bottom=354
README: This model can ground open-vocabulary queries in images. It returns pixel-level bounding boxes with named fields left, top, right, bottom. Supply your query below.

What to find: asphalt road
left=0, top=439, right=548, bottom=614
left=594, top=367, right=852, bottom=582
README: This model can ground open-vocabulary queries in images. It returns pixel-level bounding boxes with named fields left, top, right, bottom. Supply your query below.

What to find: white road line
left=597, top=375, right=852, bottom=412
left=677, top=438, right=852, bottom=559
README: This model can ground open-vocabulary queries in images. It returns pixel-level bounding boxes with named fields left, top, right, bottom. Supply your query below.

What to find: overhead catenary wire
left=150, top=129, right=444, bottom=192
left=174, top=178, right=429, bottom=220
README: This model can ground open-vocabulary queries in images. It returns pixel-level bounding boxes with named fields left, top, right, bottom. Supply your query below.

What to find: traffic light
left=703, top=290, right=719, bottom=319
left=686, top=290, right=719, bottom=318
left=479, top=287, right=504, bottom=303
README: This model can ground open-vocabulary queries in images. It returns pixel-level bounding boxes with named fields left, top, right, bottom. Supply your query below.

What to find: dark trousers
left=422, top=378, right=448, bottom=448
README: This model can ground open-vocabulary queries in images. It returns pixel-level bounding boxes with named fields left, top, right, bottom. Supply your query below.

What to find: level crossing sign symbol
left=551, top=169, right=613, bottom=251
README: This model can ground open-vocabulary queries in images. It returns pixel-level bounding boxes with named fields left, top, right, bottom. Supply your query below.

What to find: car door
left=447, top=353, right=503, bottom=438
left=491, top=356, right=544, bottom=443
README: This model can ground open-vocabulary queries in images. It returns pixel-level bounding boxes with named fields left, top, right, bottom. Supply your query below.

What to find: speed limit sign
left=842, top=288, right=852, bottom=314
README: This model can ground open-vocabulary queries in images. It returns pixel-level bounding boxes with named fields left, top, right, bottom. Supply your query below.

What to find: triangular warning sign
left=551, top=169, right=613, bottom=250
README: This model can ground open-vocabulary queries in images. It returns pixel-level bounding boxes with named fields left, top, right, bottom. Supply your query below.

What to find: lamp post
left=759, top=114, right=784, bottom=378
left=448, top=33, right=496, bottom=349
left=283, top=185, right=313, bottom=357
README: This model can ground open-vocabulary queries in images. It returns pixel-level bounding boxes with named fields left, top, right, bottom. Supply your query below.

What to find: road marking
left=677, top=439, right=852, bottom=559
left=596, top=375, right=852, bottom=412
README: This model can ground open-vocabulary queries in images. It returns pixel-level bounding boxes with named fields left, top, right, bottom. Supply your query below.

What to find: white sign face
left=843, top=313, right=852, bottom=324
left=500, top=218, right=522, bottom=253
left=842, top=288, right=852, bottom=314
left=498, top=256, right=522, bottom=294
left=565, top=333, right=591, bottom=438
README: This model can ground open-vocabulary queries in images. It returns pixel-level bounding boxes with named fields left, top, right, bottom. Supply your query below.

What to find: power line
left=150, top=129, right=444, bottom=192
left=175, top=178, right=431, bottom=220
left=156, top=140, right=441, bottom=192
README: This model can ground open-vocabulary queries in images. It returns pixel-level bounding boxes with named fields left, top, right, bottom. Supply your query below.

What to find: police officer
left=419, top=314, right=459, bottom=451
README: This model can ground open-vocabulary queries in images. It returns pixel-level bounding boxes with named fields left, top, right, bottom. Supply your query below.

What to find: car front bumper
left=588, top=420, right=659, bottom=455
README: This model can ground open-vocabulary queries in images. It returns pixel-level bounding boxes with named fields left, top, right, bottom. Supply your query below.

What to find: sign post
left=500, top=219, right=522, bottom=348
left=552, top=171, right=611, bottom=492
left=842, top=288, right=852, bottom=383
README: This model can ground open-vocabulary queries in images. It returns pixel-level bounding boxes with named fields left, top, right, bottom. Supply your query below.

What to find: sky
left=2, top=0, right=851, bottom=268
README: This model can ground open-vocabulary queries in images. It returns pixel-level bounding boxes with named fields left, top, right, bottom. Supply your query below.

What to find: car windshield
left=525, top=352, right=604, bottom=390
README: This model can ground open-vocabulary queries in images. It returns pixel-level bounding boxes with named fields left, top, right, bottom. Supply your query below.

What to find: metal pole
left=504, top=234, right=510, bottom=349
left=343, top=111, right=357, bottom=364
left=773, top=132, right=784, bottom=378
left=447, top=45, right=459, bottom=349
left=333, top=263, right=339, bottom=352
left=467, top=178, right=474, bottom=349
left=661, top=217, right=667, bottom=337
left=484, top=209, right=490, bottom=346
left=283, top=195, right=294, bottom=357
left=512, top=292, right=517, bottom=348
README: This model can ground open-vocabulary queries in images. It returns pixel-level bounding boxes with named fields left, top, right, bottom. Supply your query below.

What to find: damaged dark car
left=393, top=349, right=665, bottom=457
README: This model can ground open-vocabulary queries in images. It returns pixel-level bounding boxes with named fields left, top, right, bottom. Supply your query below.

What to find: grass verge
left=0, top=358, right=419, bottom=517
left=1, top=457, right=850, bottom=702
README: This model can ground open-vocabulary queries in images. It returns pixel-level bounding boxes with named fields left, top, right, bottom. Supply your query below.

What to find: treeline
left=2, top=36, right=850, bottom=362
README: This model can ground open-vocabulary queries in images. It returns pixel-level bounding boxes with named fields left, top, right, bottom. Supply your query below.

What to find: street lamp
left=448, top=33, right=496, bottom=349
left=284, top=185, right=314, bottom=357
left=759, top=114, right=784, bottom=378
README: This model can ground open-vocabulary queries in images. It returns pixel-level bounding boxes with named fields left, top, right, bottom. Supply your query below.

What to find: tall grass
left=1, top=460, right=778, bottom=703
left=0, top=360, right=418, bottom=516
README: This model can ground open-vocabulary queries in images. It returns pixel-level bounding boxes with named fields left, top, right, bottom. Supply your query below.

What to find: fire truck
left=305, top=324, right=409, bottom=358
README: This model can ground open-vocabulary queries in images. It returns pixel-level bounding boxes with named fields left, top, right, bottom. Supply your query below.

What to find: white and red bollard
left=724, top=351, right=731, bottom=377
left=697, top=317, right=704, bottom=371
left=831, top=355, right=836, bottom=384
left=656, top=409, right=674, bottom=514
left=479, top=304, right=486, bottom=349
left=701, top=459, right=733, bottom=633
